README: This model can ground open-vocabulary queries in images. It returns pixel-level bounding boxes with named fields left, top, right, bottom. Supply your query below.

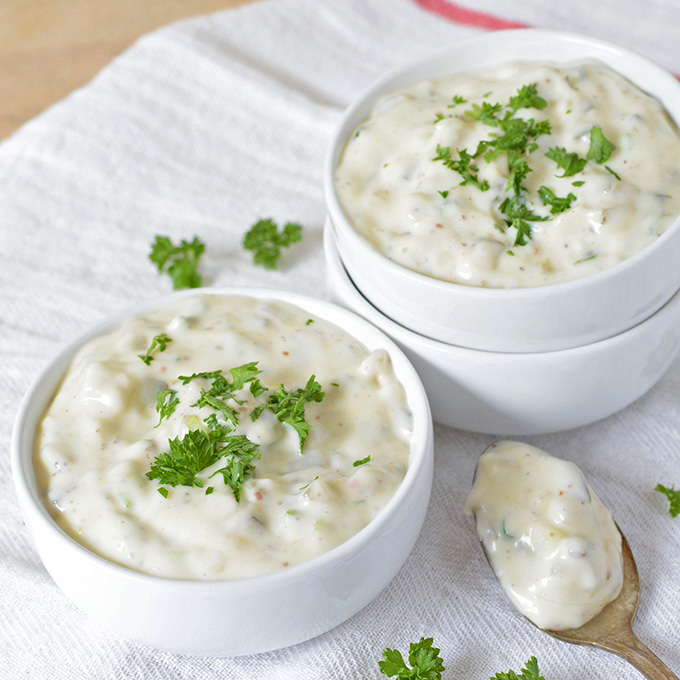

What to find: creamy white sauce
left=335, top=60, right=680, bottom=288
left=34, top=295, right=413, bottom=581
left=464, top=441, right=623, bottom=630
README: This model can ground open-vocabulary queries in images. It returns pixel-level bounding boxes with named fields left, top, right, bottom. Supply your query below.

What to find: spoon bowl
left=475, top=518, right=678, bottom=679
left=542, top=529, right=677, bottom=680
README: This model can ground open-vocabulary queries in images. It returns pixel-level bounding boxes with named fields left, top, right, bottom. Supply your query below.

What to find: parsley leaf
left=498, top=196, right=548, bottom=247
left=433, top=145, right=489, bottom=191
left=379, top=637, right=445, bottom=679
left=508, top=83, right=547, bottom=113
left=448, top=94, right=467, bottom=108
left=149, top=236, right=204, bottom=290
left=210, top=436, right=261, bottom=503
left=146, top=429, right=221, bottom=490
left=538, top=186, right=577, bottom=214
left=155, top=389, right=179, bottom=426
left=138, top=333, right=172, bottom=366
left=545, top=146, right=587, bottom=177
left=243, top=218, right=303, bottom=270
left=586, top=126, right=616, bottom=164
left=252, top=375, right=325, bottom=451
left=655, top=483, right=680, bottom=517
left=491, top=656, right=545, bottom=680
left=465, top=101, right=503, bottom=127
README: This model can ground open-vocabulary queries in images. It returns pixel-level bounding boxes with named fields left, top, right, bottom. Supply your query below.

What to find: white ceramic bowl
left=11, top=288, right=433, bottom=657
left=324, top=222, right=680, bottom=434
left=325, top=29, right=680, bottom=353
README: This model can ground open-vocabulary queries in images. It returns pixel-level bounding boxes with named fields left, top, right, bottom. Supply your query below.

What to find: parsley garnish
left=545, top=146, right=587, bottom=177
left=605, top=165, right=621, bottom=181
left=138, top=333, right=172, bottom=366
left=353, top=455, right=371, bottom=467
left=586, top=126, right=616, bottom=164
left=433, top=145, right=489, bottom=191
left=209, top=435, right=261, bottom=502
left=149, top=236, right=204, bottom=290
left=148, top=358, right=327, bottom=500
left=147, top=428, right=223, bottom=490
left=379, top=637, right=445, bottom=679
left=537, top=186, right=577, bottom=214
left=655, top=483, right=680, bottom=517
left=243, top=218, right=303, bottom=270
left=491, top=656, right=545, bottom=680
left=509, top=83, right=547, bottom=113
left=438, top=190, right=449, bottom=199
left=252, top=375, right=325, bottom=451
left=498, top=196, right=547, bottom=247
left=155, top=389, right=179, bottom=426
left=448, top=94, right=467, bottom=108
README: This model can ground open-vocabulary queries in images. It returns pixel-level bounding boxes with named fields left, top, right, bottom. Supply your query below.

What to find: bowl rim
left=324, top=28, right=680, bottom=299
left=11, top=286, right=433, bottom=591
left=323, top=219, right=680, bottom=361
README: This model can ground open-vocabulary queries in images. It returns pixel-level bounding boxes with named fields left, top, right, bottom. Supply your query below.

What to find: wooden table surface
left=0, top=0, right=258, bottom=140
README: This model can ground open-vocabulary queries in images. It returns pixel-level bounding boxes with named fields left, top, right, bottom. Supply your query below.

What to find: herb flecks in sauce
left=138, top=333, right=172, bottom=366
left=145, top=360, right=324, bottom=501
left=434, top=82, right=614, bottom=248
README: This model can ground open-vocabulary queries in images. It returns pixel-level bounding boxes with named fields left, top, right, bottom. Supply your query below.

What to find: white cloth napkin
left=2, top=0, right=680, bottom=677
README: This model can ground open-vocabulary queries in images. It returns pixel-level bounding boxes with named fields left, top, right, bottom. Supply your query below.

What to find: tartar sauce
left=464, top=441, right=623, bottom=630
left=34, top=295, right=413, bottom=580
left=335, top=60, right=680, bottom=288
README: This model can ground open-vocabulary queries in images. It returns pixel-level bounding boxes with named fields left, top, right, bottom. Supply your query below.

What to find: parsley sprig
left=149, top=236, right=205, bottom=289
left=379, top=637, right=445, bottom=679
left=655, top=483, right=680, bottom=517
left=491, top=656, right=545, bottom=680
left=243, top=218, right=303, bottom=269
left=138, top=333, right=172, bottom=366
left=252, top=375, right=325, bottom=451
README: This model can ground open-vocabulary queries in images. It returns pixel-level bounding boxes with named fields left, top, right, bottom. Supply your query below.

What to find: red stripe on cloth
left=413, top=0, right=528, bottom=30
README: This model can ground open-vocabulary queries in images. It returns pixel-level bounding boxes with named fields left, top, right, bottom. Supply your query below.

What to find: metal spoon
left=541, top=528, right=677, bottom=680
left=476, top=521, right=678, bottom=679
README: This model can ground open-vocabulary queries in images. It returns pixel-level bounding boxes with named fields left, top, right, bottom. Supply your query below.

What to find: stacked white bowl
left=324, top=30, right=680, bottom=435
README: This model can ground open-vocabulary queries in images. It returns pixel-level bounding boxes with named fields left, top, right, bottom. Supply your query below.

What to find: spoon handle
left=603, top=629, right=678, bottom=680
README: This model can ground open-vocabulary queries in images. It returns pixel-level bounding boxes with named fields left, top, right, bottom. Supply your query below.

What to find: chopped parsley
left=353, top=455, right=371, bottom=467
left=574, top=254, right=598, bottom=265
left=243, top=218, right=303, bottom=269
left=432, top=82, right=621, bottom=247
left=545, top=146, right=587, bottom=177
left=537, top=186, right=577, bottom=214
left=147, top=360, right=326, bottom=501
left=655, top=483, right=680, bottom=517
left=605, top=165, right=621, bottom=181
left=491, top=656, right=545, bottom=680
left=433, top=145, right=489, bottom=191
left=448, top=94, right=467, bottom=107
left=379, top=637, right=445, bottom=679
left=138, top=333, right=172, bottom=366
left=149, top=236, right=205, bottom=290
left=155, top=389, right=179, bottom=426
left=252, top=375, right=325, bottom=451
left=586, top=126, right=616, bottom=164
